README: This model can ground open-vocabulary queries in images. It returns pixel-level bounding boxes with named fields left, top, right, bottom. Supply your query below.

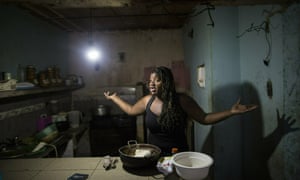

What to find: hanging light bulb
left=85, top=8, right=101, bottom=62
left=86, top=45, right=101, bottom=61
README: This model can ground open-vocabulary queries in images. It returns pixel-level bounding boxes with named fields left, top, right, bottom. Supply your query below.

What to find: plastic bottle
left=17, top=64, right=24, bottom=82
left=171, top=147, right=178, bottom=155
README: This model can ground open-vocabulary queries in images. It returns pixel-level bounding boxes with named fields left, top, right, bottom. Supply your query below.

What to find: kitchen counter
left=0, top=157, right=181, bottom=180
left=31, top=123, right=88, bottom=158
left=0, top=124, right=88, bottom=160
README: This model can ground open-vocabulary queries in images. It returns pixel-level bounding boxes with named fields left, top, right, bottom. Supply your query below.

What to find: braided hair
left=152, top=66, right=187, bottom=132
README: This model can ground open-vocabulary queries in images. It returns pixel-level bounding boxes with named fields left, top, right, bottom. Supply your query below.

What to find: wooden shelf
left=0, top=85, right=83, bottom=99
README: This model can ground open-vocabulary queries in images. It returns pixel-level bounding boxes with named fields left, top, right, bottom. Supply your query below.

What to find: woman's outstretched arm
left=104, top=91, right=150, bottom=116
left=180, top=94, right=257, bottom=124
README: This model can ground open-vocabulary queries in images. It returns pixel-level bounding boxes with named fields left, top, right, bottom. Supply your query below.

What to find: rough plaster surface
left=183, top=4, right=300, bottom=180
left=68, top=29, right=184, bottom=97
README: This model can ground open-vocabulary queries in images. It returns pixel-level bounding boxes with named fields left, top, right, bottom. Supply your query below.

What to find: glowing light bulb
left=86, top=47, right=101, bottom=61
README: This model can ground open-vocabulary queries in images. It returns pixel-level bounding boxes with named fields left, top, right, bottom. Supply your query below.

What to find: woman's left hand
left=104, top=91, right=117, bottom=100
left=231, top=98, right=257, bottom=114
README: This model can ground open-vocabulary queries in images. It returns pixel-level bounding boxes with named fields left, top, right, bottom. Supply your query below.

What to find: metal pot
left=119, top=140, right=161, bottom=168
left=96, top=105, right=108, bottom=116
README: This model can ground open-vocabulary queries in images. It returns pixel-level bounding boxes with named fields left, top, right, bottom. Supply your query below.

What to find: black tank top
left=145, top=95, right=188, bottom=155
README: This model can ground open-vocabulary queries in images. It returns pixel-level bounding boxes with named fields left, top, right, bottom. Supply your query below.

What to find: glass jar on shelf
left=47, top=67, right=57, bottom=86
left=26, top=65, right=38, bottom=85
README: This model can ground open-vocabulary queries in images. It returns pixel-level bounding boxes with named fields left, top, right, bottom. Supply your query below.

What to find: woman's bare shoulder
left=178, top=93, right=192, bottom=101
left=178, top=93, right=199, bottom=108
left=139, top=94, right=153, bottom=104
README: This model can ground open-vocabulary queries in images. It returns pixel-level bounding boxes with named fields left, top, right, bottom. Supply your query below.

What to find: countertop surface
left=0, top=157, right=181, bottom=180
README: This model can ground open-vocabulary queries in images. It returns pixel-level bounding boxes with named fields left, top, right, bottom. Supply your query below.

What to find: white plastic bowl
left=171, top=151, right=213, bottom=180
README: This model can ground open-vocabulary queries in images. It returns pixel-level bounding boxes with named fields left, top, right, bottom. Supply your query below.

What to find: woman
left=104, top=66, right=257, bottom=155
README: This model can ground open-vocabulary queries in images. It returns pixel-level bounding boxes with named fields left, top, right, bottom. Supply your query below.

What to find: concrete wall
left=0, top=5, right=69, bottom=79
left=182, top=5, right=214, bottom=156
left=68, top=29, right=186, bottom=144
left=68, top=29, right=184, bottom=95
left=281, top=4, right=300, bottom=179
left=239, top=4, right=300, bottom=180
left=182, top=3, right=300, bottom=180
left=182, top=6, right=242, bottom=180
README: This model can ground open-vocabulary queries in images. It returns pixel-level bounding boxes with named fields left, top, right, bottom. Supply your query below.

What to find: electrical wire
left=237, top=20, right=272, bottom=66
left=236, top=21, right=267, bottom=38
left=188, top=3, right=215, bottom=27
left=45, top=143, right=58, bottom=157
left=263, top=24, right=272, bottom=66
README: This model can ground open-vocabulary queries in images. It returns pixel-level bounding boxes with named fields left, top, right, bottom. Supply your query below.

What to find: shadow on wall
left=241, top=82, right=299, bottom=180
left=242, top=83, right=299, bottom=180
left=201, top=82, right=299, bottom=180
left=201, top=82, right=245, bottom=180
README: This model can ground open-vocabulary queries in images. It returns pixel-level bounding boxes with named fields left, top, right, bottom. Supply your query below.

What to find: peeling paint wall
left=239, top=4, right=300, bottom=180
left=183, top=3, right=300, bottom=180
left=280, top=4, right=300, bottom=180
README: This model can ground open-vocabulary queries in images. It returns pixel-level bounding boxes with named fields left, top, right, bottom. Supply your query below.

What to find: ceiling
left=2, top=0, right=297, bottom=32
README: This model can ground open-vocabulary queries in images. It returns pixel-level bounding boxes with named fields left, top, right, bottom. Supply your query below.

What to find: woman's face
left=148, top=72, right=162, bottom=95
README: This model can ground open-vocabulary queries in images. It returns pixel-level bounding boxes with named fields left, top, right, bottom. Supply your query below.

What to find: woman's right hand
left=104, top=91, right=117, bottom=100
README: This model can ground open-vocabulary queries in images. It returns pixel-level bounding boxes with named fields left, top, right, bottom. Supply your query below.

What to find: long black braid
left=153, top=66, right=187, bottom=133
